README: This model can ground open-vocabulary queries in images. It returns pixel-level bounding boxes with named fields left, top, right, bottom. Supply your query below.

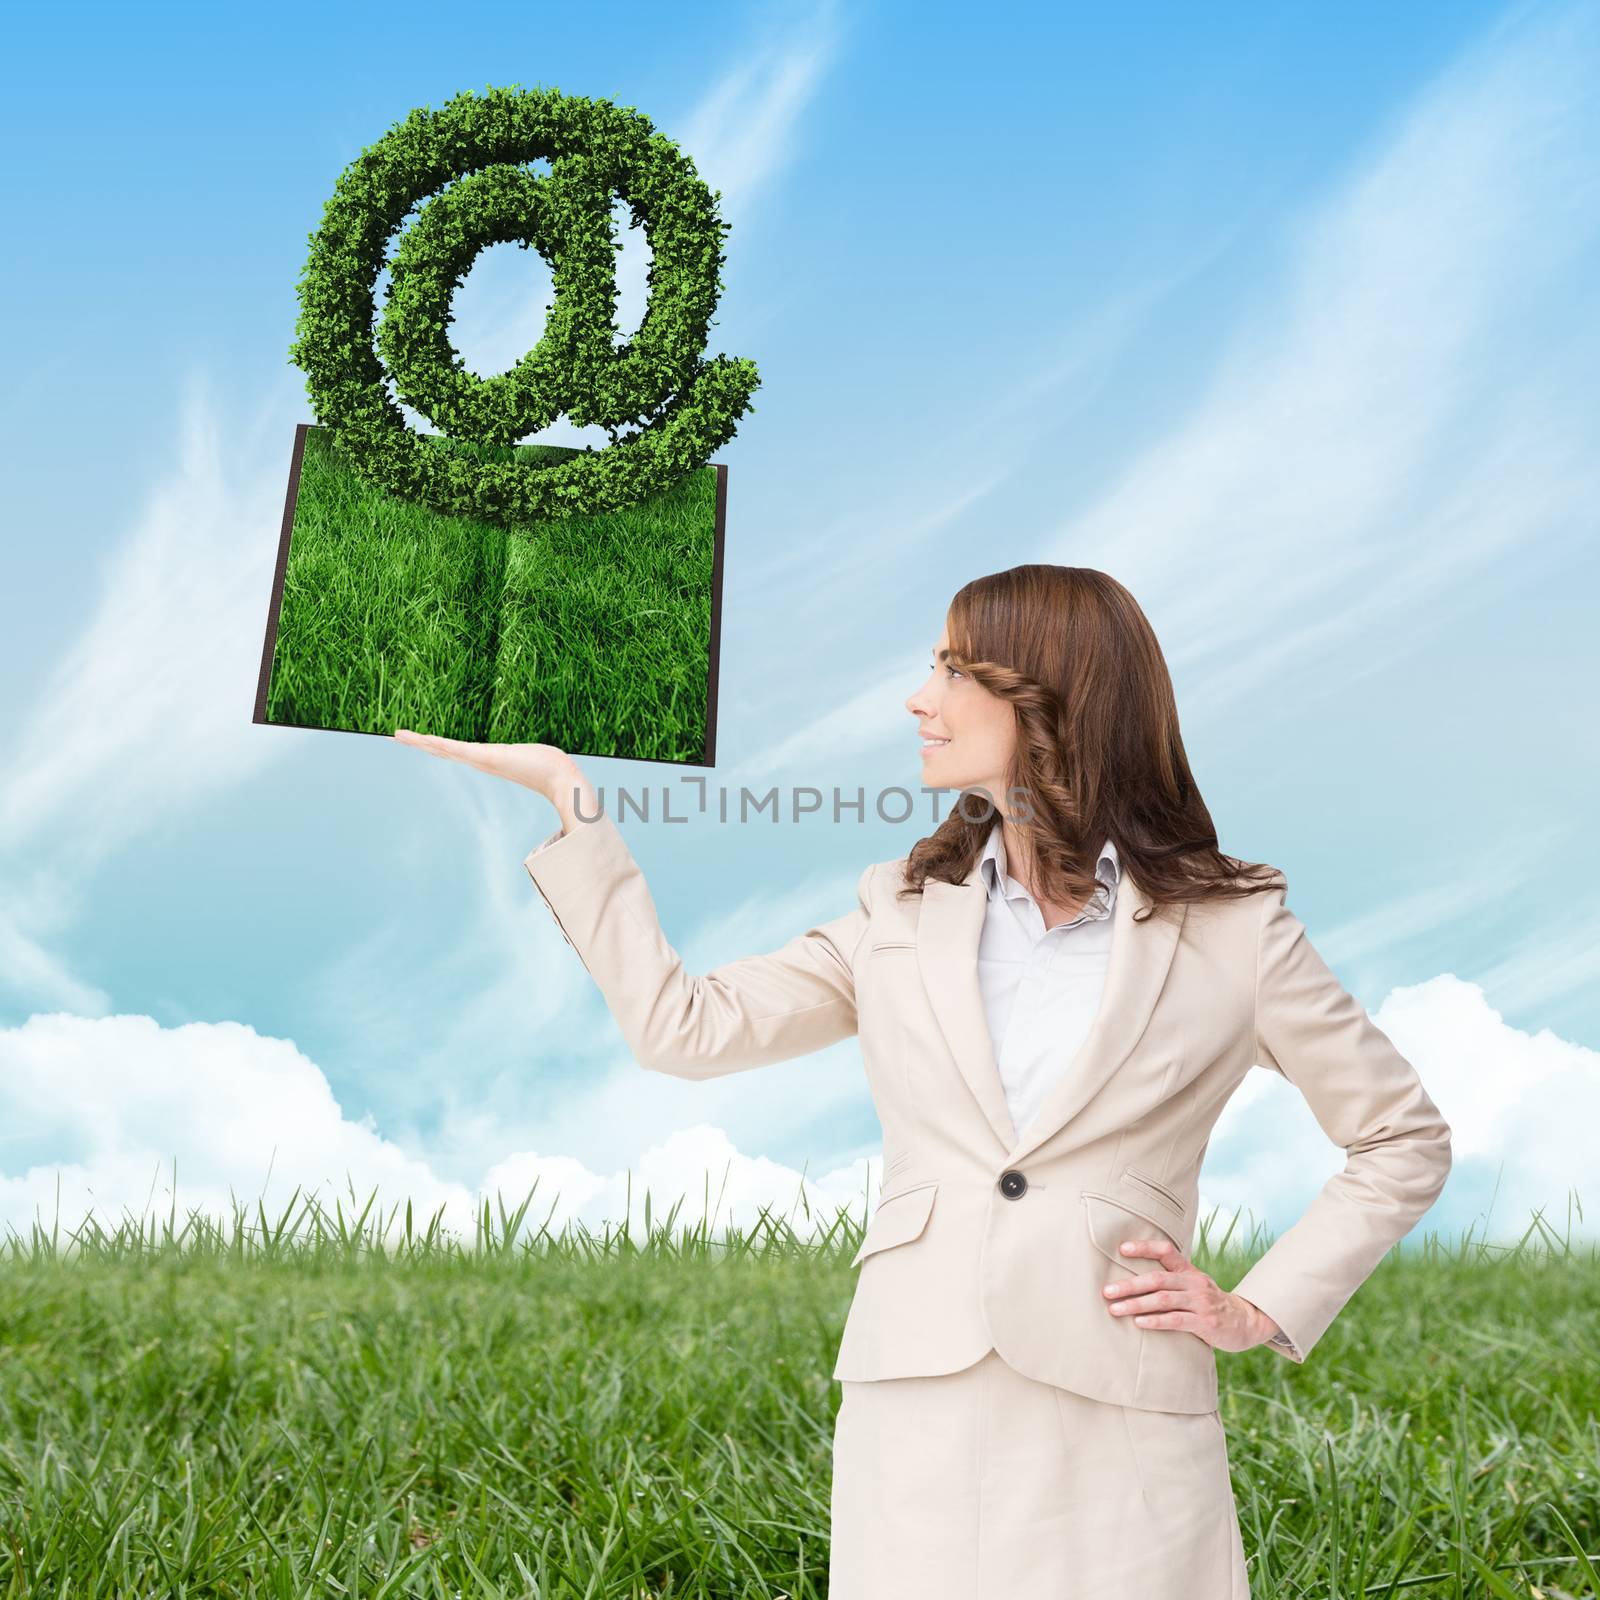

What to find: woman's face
left=905, top=619, right=1017, bottom=807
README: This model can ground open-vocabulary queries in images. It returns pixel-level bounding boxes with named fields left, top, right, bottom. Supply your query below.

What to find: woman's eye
left=945, top=665, right=963, bottom=679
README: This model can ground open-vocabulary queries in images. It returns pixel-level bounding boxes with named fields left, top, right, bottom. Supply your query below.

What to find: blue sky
left=1, top=0, right=1595, bottom=1251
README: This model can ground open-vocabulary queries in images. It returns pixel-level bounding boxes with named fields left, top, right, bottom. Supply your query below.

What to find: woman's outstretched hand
left=1101, top=1237, right=1280, bottom=1353
left=392, top=728, right=600, bottom=831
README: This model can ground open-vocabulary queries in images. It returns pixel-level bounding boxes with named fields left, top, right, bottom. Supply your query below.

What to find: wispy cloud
left=445, top=3, right=847, bottom=436
left=1041, top=0, right=1600, bottom=715
left=1305, top=818, right=1564, bottom=980
left=741, top=223, right=1247, bottom=607
left=748, top=0, right=1600, bottom=762
left=0, top=373, right=295, bottom=854
left=0, top=368, right=303, bottom=1014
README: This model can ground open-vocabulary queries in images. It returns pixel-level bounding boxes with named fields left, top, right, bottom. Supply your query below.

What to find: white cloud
left=0, top=1012, right=876, bottom=1248
left=1201, top=971, right=1600, bottom=1247
left=0, top=1011, right=475, bottom=1245
left=480, top=1122, right=872, bottom=1244
left=3, top=980, right=1594, bottom=1251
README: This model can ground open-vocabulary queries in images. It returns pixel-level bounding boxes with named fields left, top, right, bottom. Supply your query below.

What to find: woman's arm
left=392, top=730, right=873, bottom=1079
left=1228, top=873, right=1453, bottom=1363
left=524, top=800, right=872, bottom=1078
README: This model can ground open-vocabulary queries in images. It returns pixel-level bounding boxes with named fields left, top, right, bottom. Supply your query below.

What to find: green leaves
left=289, top=84, right=760, bottom=528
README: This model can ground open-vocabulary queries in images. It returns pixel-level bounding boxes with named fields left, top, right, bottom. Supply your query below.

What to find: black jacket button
left=999, top=1169, right=1028, bottom=1199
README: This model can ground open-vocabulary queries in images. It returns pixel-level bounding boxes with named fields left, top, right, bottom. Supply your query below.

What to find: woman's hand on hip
left=392, top=728, right=599, bottom=828
left=1101, top=1237, right=1278, bottom=1353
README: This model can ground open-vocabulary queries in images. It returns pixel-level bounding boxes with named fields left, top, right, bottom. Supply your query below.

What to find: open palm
left=392, top=728, right=593, bottom=812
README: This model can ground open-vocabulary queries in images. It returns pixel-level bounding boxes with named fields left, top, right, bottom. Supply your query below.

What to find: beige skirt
left=828, top=1347, right=1251, bottom=1599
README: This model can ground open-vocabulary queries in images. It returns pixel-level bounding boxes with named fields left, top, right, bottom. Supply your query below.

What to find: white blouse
left=974, top=820, right=1121, bottom=1144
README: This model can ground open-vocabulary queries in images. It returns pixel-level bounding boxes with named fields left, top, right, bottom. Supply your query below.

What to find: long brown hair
left=899, top=565, right=1281, bottom=922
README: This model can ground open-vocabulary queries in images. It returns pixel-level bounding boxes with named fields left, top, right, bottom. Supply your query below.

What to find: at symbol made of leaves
left=289, top=83, right=760, bottom=527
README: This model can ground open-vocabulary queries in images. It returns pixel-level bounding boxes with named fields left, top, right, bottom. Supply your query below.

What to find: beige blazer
left=524, top=811, right=1453, bottom=1415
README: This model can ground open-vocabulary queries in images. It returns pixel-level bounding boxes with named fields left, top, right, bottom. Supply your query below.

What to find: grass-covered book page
left=254, top=424, right=725, bottom=765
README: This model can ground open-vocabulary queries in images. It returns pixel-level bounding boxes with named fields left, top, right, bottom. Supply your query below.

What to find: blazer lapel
left=914, top=853, right=1187, bottom=1165
left=1005, top=868, right=1185, bottom=1165
left=916, top=873, right=1018, bottom=1153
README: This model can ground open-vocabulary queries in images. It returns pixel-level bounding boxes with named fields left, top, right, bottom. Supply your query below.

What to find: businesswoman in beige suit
left=395, top=564, right=1453, bottom=1599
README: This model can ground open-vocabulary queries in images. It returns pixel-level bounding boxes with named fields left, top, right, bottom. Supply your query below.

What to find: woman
left=395, top=564, right=1453, bottom=1599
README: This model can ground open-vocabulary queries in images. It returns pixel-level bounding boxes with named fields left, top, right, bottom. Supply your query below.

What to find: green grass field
left=0, top=1184, right=1595, bottom=1598
left=261, top=427, right=722, bottom=763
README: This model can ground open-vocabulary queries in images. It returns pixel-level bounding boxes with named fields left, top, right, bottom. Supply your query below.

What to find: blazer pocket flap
left=850, top=1182, right=938, bottom=1267
left=1120, top=1164, right=1186, bottom=1216
left=1080, top=1191, right=1181, bottom=1267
